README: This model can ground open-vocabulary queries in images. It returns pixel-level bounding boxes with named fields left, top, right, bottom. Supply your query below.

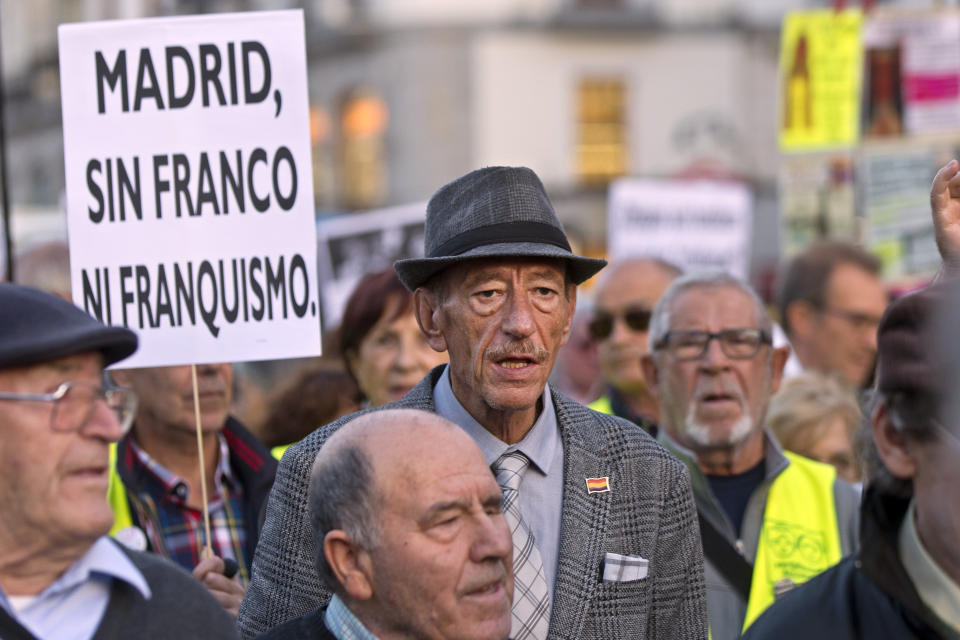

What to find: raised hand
left=931, top=159, right=960, bottom=276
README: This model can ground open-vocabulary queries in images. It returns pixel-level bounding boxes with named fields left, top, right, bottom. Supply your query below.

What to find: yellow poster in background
left=779, top=9, right=863, bottom=152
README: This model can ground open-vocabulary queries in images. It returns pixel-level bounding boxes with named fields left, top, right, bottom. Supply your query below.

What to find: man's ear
left=324, top=530, right=374, bottom=601
left=871, top=402, right=918, bottom=480
left=768, top=345, right=791, bottom=395
left=785, top=301, right=815, bottom=341
left=558, top=285, right=578, bottom=348
left=414, top=288, right=448, bottom=353
left=640, top=353, right=661, bottom=397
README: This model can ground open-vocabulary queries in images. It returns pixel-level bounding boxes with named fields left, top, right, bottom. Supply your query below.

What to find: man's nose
left=502, top=293, right=536, bottom=338
left=84, top=397, right=125, bottom=443
left=699, top=335, right=731, bottom=371
left=863, top=324, right=880, bottom=352
left=471, top=511, right=514, bottom=564
left=609, top=315, right=636, bottom=345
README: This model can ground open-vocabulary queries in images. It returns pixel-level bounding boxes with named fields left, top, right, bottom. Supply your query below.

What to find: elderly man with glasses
left=0, top=283, right=238, bottom=639
left=640, top=271, right=860, bottom=640
left=587, top=257, right=681, bottom=435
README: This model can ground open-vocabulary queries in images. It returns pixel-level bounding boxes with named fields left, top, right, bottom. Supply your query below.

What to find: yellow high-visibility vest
left=107, top=442, right=134, bottom=536
left=587, top=395, right=613, bottom=415
left=742, top=451, right=841, bottom=632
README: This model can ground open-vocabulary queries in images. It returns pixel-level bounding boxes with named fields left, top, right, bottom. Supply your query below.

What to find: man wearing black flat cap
left=0, top=283, right=239, bottom=639
left=240, top=167, right=707, bottom=639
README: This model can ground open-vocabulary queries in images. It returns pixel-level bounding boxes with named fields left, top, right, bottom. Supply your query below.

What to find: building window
left=339, top=89, right=388, bottom=210
left=576, top=77, right=627, bottom=186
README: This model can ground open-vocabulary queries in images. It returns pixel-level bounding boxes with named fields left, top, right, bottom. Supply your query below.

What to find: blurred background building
left=0, top=0, right=823, bottom=285
left=1, top=0, right=956, bottom=293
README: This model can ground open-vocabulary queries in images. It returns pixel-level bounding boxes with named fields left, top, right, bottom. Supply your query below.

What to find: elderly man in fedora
left=239, top=167, right=707, bottom=639
left=0, top=283, right=239, bottom=639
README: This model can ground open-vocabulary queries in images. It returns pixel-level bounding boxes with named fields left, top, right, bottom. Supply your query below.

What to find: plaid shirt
left=127, top=435, right=250, bottom=585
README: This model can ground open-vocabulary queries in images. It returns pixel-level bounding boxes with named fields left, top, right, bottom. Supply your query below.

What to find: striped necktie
left=492, top=451, right=550, bottom=640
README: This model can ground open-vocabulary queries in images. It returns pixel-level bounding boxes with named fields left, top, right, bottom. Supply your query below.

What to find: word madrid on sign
left=59, top=11, right=321, bottom=367
left=94, top=41, right=279, bottom=114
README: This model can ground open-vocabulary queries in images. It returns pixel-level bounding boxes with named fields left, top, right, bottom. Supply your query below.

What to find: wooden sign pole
left=191, top=363, right=214, bottom=558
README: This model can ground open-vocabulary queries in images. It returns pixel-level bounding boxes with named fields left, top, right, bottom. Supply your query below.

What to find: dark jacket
left=114, top=416, right=277, bottom=569
left=256, top=609, right=335, bottom=640
left=742, top=485, right=960, bottom=640
left=0, top=540, right=239, bottom=640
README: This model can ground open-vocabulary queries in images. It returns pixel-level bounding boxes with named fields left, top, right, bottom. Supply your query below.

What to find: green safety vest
left=587, top=395, right=613, bottom=414
left=741, top=451, right=842, bottom=632
left=107, top=442, right=134, bottom=536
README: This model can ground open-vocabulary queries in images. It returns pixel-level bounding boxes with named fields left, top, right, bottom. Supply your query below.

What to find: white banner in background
left=59, top=11, right=321, bottom=367
left=607, top=178, right=753, bottom=278
left=315, top=203, right=427, bottom=328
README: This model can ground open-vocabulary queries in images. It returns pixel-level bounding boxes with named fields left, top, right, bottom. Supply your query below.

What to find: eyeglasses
left=0, top=381, right=138, bottom=434
left=588, top=307, right=653, bottom=341
left=818, top=307, right=883, bottom=332
left=653, top=328, right=772, bottom=361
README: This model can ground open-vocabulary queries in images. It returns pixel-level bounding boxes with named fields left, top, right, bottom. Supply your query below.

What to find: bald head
left=310, top=409, right=514, bottom=640
left=594, top=257, right=682, bottom=297
left=309, top=409, right=488, bottom=590
left=317, top=409, right=472, bottom=471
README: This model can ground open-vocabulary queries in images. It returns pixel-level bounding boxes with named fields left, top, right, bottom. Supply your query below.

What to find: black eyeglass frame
left=0, top=380, right=138, bottom=434
left=652, top=328, right=773, bottom=361
left=816, top=306, right=884, bottom=332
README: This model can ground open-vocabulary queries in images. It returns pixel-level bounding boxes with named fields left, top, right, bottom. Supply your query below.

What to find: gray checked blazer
left=238, top=366, right=707, bottom=639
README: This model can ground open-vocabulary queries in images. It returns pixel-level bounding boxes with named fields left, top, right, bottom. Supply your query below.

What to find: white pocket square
left=602, top=552, right=649, bottom=582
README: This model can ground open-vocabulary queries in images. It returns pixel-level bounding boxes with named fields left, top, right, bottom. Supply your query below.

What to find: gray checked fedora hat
left=394, top=166, right=607, bottom=291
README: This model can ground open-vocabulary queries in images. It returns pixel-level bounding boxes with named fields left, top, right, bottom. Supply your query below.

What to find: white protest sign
left=59, top=11, right=321, bottom=368
left=607, top=178, right=752, bottom=278
left=316, top=203, right=427, bottom=328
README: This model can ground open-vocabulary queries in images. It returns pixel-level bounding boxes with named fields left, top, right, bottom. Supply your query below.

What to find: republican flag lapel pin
left=586, top=476, right=610, bottom=494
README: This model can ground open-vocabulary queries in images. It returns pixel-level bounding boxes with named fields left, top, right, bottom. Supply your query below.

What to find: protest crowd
left=7, top=8, right=960, bottom=640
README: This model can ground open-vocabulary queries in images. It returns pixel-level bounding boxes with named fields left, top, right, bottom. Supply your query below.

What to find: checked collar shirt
left=127, top=434, right=248, bottom=583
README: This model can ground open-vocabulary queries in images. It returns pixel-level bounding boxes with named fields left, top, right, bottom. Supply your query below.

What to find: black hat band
left=430, top=221, right=572, bottom=258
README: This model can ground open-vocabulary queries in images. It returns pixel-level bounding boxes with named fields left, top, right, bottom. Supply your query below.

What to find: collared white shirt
left=0, top=537, right=150, bottom=640
left=773, top=323, right=805, bottom=380
left=900, top=500, right=960, bottom=631
left=433, top=365, right=564, bottom=604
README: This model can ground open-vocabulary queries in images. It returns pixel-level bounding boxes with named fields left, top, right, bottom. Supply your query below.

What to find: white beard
left=682, top=409, right=754, bottom=449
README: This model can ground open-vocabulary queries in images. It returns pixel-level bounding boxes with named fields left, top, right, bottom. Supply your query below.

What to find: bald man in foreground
left=257, top=409, right=514, bottom=640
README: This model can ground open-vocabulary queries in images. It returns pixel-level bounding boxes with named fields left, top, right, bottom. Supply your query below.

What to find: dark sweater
left=0, top=540, right=239, bottom=639
left=255, top=608, right=335, bottom=640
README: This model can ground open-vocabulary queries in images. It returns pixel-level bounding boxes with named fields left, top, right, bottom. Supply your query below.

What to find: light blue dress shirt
left=0, top=536, right=150, bottom=640
left=433, top=365, right=564, bottom=606
left=324, top=593, right=379, bottom=640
